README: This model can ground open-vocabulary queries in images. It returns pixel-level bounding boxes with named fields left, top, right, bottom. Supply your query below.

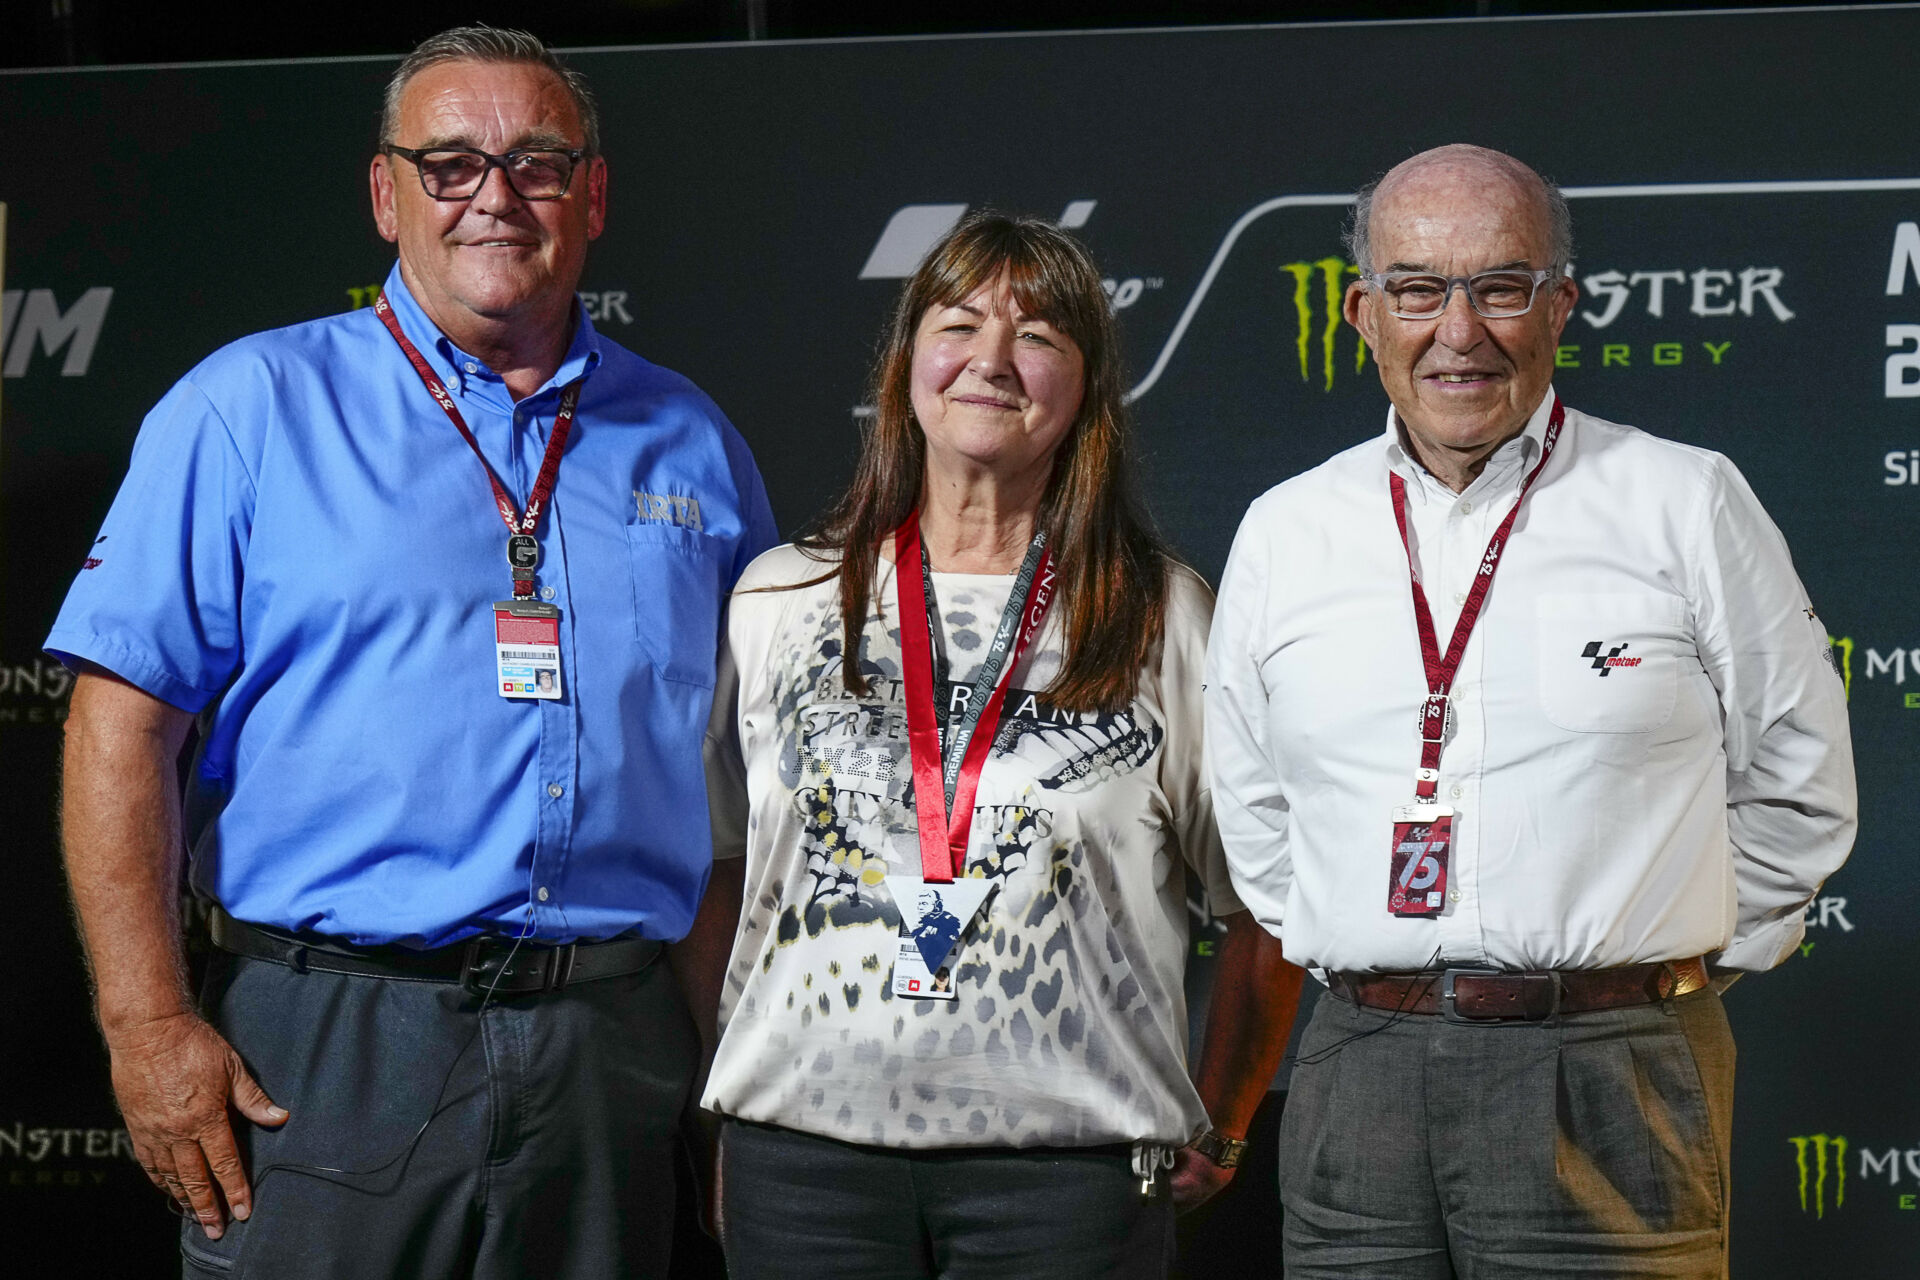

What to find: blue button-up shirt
left=47, top=266, right=777, bottom=946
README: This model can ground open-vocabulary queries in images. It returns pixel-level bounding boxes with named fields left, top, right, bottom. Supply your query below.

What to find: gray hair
left=1343, top=152, right=1573, bottom=276
left=380, top=25, right=600, bottom=156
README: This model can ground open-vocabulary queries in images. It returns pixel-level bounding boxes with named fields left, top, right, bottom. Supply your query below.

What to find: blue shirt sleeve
left=44, top=373, right=256, bottom=712
left=721, top=418, right=780, bottom=585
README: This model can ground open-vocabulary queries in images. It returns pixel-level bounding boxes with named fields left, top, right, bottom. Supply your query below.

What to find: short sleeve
left=44, top=375, right=257, bottom=712
left=721, top=420, right=780, bottom=585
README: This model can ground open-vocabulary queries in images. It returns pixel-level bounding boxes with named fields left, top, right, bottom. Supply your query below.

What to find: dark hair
left=381, top=25, right=600, bottom=155
left=799, top=210, right=1172, bottom=713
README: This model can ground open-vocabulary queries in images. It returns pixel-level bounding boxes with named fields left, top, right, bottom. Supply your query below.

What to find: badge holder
left=495, top=600, right=562, bottom=700
left=1388, top=700, right=1452, bottom=917
left=886, top=874, right=995, bottom=1001
left=1388, top=802, right=1453, bottom=917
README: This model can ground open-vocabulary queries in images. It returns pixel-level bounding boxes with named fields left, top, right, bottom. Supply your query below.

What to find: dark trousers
left=180, top=946, right=697, bottom=1280
left=718, top=1119, right=1175, bottom=1280
left=1279, top=986, right=1734, bottom=1280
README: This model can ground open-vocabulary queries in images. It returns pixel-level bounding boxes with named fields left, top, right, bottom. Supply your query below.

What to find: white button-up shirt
left=1205, top=390, right=1856, bottom=974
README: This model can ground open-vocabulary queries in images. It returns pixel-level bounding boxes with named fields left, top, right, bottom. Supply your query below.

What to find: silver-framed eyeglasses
left=1365, top=268, right=1558, bottom=320
left=384, top=145, right=586, bottom=201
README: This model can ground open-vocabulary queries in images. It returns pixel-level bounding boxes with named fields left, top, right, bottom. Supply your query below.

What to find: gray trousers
left=179, top=946, right=697, bottom=1280
left=1279, top=985, right=1734, bottom=1279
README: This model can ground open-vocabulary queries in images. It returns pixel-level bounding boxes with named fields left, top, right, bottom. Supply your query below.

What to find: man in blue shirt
left=49, top=26, right=775, bottom=1279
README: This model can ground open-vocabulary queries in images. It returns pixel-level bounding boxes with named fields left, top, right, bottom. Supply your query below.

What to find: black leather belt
left=209, top=907, right=663, bottom=996
left=1328, top=957, right=1709, bottom=1023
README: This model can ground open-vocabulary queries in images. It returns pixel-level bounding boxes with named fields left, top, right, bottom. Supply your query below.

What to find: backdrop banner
left=3, top=9, right=1914, bottom=1276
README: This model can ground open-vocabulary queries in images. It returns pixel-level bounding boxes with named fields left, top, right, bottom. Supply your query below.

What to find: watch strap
left=1192, top=1129, right=1248, bottom=1170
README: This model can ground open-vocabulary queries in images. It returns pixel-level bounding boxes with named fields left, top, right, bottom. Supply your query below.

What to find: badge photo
left=887, top=874, right=995, bottom=1000
left=495, top=601, right=563, bottom=700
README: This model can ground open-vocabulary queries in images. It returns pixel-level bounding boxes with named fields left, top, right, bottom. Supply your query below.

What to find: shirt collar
left=1380, top=385, right=1560, bottom=495
left=377, top=262, right=603, bottom=401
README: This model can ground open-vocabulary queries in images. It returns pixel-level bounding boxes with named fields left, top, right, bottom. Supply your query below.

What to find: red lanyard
left=895, top=510, right=1057, bottom=882
left=1391, top=397, right=1564, bottom=801
left=374, top=292, right=580, bottom=599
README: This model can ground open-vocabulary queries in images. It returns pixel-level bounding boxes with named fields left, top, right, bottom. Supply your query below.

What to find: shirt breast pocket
left=626, top=524, right=725, bottom=687
left=1535, top=593, right=1684, bottom=734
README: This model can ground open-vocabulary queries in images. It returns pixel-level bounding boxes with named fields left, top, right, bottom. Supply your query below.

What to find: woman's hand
left=1170, top=1143, right=1237, bottom=1212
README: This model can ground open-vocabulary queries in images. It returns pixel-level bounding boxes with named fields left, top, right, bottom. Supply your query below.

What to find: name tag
left=1388, top=803, right=1453, bottom=917
left=495, top=601, right=562, bottom=700
left=886, top=874, right=994, bottom=1001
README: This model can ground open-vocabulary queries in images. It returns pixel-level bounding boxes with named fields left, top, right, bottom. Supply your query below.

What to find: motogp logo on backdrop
left=859, top=202, right=1162, bottom=313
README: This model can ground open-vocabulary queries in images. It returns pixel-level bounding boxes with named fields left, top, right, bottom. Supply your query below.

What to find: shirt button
left=541, top=585, right=557, bottom=601
left=1452, top=591, right=1467, bottom=605
left=1448, top=888, right=1463, bottom=903
left=547, top=783, right=564, bottom=798
left=464, top=361, right=479, bottom=374
left=1458, top=500, right=1473, bottom=514
left=537, top=886, right=551, bottom=902
left=1450, top=784, right=1464, bottom=799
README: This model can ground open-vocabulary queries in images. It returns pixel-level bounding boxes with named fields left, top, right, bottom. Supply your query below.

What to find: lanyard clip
left=1418, top=693, right=1452, bottom=744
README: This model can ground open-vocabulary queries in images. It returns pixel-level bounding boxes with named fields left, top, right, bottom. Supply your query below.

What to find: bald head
left=1347, top=145, right=1571, bottom=275
left=1338, top=142, right=1580, bottom=492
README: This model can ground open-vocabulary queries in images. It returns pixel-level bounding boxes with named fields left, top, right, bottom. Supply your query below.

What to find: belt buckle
left=461, top=937, right=577, bottom=995
left=547, top=942, right=577, bottom=992
left=1441, top=967, right=1561, bottom=1025
left=461, top=936, right=500, bottom=995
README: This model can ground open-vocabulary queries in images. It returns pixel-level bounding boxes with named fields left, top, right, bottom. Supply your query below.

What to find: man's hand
left=62, top=670, right=290, bottom=1237
left=1170, top=1143, right=1237, bottom=1212
left=107, top=1010, right=287, bottom=1238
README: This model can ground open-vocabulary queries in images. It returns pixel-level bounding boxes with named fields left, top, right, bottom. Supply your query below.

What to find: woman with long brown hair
left=700, top=211, right=1300, bottom=1279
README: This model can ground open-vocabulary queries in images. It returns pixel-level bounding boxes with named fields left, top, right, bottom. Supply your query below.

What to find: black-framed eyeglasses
left=1365, top=268, right=1558, bottom=320
left=384, top=145, right=587, bottom=201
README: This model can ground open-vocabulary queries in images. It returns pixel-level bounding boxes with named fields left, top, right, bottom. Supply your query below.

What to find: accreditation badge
left=494, top=601, right=563, bottom=700
left=1387, top=804, right=1453, bottom=917
left=886, top=874, right=995, bottom=1001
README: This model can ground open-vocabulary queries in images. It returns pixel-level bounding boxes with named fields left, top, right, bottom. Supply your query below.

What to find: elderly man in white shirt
left=1205, top=143, right=1855, bottom=1279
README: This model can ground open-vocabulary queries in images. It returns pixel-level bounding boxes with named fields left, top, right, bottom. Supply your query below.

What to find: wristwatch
left=1191, top=1129, right=1248, bottom=1169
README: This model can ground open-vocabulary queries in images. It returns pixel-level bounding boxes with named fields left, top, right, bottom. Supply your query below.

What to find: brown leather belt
left=1327, top=957, right=1709, bottom=1023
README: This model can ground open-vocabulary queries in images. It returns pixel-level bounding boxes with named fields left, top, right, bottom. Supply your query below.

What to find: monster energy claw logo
left=1827, top=634, right=1853, bottom=698
left=1282, top=257, right=1368, bottom=390
left=1790, top=1133, right=1848, bottom=1217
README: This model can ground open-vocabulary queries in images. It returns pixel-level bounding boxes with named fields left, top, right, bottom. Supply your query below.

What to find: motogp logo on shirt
left=1580, top=640, right=1643, bottom=675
